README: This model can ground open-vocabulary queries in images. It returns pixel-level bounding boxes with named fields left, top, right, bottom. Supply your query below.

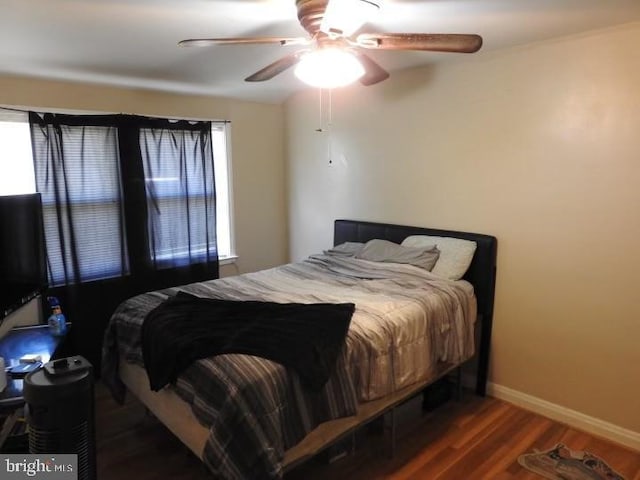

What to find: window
left=0, top=113, right=235, bottom=285
left=212, top=124, right=234, bottom=261
left=0, top=111, right=35, bottom=195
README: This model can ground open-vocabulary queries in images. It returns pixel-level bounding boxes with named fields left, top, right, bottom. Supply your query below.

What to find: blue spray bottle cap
left=47, top=296, right=60, bottom=308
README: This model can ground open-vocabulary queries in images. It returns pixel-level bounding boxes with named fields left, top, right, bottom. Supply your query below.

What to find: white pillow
left=401, top=235, right=477, bottom=280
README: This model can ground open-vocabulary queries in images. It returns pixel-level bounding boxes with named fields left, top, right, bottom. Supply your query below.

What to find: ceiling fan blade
left=245, top=52, right=302, bottom=82
left=356, top=33, right=483, bottom=53
left=352, top=52, right=389, bottom=86
left=179, top=37, right=309, bottom=47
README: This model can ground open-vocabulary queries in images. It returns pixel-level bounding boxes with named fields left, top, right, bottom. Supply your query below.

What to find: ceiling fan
left=179, top=0, right=483, bottom=88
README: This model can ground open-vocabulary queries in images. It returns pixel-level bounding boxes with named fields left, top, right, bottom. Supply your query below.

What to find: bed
left=102, top=219, right=497, bottom=479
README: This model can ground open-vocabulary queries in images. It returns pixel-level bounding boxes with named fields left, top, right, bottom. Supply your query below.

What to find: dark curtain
left=29, top=114, right=129, bottom=286
left=29, top=112, right=219, bottom=370
left=137, top=117, right=218, bottom=281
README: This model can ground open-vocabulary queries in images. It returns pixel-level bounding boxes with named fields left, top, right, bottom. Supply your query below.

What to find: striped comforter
left=102, top=253, right=476, bottom=479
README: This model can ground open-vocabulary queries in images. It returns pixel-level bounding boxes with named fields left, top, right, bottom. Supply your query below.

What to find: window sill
left=219, top=255, right=238, bottom=266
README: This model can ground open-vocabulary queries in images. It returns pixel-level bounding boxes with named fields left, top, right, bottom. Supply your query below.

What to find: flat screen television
left=0, top=193, right=48, bottom=320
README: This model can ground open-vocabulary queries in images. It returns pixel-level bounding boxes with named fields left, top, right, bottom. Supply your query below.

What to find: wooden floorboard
left=94, top=382, right=640, bottom=479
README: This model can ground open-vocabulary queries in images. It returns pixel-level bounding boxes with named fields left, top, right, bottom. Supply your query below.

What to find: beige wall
left=0, top=75, right=288, bottom=276
left=285, top=23, right=640, bottom=433
left=0, top=297, right=42, bottom=340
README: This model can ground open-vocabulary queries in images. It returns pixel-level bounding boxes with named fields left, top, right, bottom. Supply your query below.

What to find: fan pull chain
left=314, top=88, right=334, bottom=165
left=328, top=88, right=333, bottom=127
left=315, top=87, right=323, bottom=133
left=327, top=89, right=333, bottom=165
left=315, top=88, right=333, bottom=132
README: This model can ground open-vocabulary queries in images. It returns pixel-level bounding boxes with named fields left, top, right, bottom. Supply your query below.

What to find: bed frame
left=119, top=219, right=498, bottom=475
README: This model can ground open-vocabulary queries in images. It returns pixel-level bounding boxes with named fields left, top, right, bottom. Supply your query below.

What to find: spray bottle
left=47, top=296, right=67, bottom=337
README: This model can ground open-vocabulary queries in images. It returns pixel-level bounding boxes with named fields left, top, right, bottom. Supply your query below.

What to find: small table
left=0, top=324, right=68, bottom=409
left=0, top=324, right=69, bottom=451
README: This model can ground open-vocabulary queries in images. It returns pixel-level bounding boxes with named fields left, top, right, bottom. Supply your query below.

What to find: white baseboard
left=485, top=382, right=640, bottom=452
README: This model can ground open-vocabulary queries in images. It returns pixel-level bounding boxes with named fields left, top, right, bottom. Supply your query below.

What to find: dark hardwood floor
left=95, top=382, right=640, bottom=479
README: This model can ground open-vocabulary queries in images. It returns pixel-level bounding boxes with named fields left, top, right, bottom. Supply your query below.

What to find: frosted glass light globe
left=294, top=49, right=365, bottom=88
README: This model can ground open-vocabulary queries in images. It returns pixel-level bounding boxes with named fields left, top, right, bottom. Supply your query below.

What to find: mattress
left=103, top=252, right=476, bottom=479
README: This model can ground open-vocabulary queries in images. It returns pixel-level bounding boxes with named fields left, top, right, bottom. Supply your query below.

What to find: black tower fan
left=24, top=356, right=96, bottom=480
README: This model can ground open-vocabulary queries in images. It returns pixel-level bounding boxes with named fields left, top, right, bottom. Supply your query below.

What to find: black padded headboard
left=334, top=219, right=498, bottom=395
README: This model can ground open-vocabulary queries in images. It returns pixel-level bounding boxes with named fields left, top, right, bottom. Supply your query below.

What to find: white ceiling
left=2, top=0, right=640, bottom=104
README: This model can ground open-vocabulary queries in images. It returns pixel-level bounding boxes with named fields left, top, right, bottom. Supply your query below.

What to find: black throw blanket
left=142, top=292, right=355, bottom=392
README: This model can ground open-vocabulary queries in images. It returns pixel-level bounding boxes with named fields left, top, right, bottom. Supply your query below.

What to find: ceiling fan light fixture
left=320, top=0, right=380, bottom=37
left=294, top=48, right=365, bottom=88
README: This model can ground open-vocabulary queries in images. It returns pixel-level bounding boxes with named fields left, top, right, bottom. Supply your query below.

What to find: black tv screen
left=0, top=193, right=48, bottom=319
